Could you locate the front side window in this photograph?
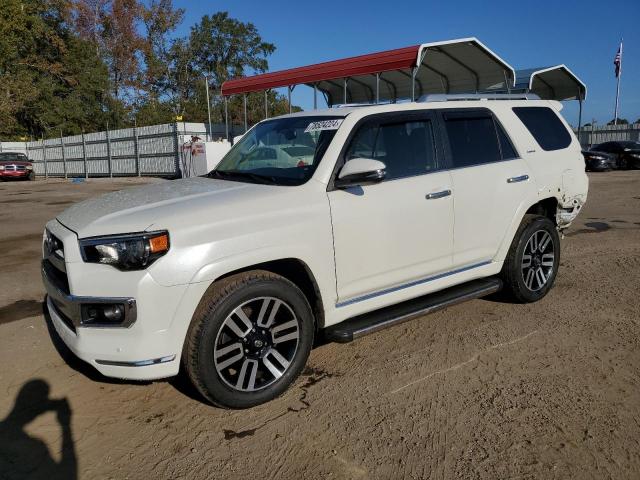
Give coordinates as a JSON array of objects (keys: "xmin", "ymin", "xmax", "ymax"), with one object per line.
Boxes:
[
  {"xmin": 0, "ymin": 153, "xmax": 28, "ymax": 162},
  {"xmin": 212, "ymin": 116, "xmax": 342, "ymax": 186},
  {"xmin": 512, "ymin": 106, "xmax": 572, "ymax": 151},
  {"xmin": 443, "ymin": 113, "xmax": 502, "ymax": 168},
  {"xmin": 345, "ymin": 119, "xmax": 438, "ymax": 180}
]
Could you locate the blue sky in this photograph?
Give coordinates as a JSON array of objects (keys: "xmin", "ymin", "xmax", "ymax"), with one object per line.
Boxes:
[{"xmin": 173, "ymin": 0, "xmax": 639, "ymax": 127}]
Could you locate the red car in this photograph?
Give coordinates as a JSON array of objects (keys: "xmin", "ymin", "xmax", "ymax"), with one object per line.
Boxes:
[{"xmin": 0, "ymin": 152, "xmax": 35, "ymax": 180}]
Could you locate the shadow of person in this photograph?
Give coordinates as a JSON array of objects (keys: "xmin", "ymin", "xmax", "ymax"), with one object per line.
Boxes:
[{"xmin": 0, "ymin": 380, "xmax": 77, "ymax": 480}]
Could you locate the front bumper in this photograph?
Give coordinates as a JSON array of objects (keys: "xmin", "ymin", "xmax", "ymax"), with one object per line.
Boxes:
[
  {"xmin": 41, "ymin": 219, "xmax": 195, "ymax": 380},
  {"xmin": 0, "ymin": 170, "xmax": 31, "ymax": 178}
]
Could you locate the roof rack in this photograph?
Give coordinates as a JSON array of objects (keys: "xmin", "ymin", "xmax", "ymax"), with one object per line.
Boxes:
[{"xmin": 419, "ymin": 93, "xmax": 540, "ymax": 102}]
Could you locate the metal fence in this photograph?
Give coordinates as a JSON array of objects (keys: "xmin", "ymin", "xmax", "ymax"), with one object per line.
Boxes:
[
  {"xmin": 576, "ymin": 123, "xmax": 640, "ymax": 147},
  {"xmin": 3, "ymin": 120, "xmax": 638, "ymax": 177},
  {"xmin": 0, "ymin": 122, "xmax": 244, "ymax": 178}
]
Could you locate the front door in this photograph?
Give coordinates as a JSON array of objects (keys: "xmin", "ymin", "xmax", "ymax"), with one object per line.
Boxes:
[{"xmin": 328, "ymin": 112, "xmax": 454, "ymax": 305}]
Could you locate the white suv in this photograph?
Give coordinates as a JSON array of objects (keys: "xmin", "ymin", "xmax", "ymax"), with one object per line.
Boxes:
[{"xmin": 42, "ymin": 97, "xmax": 588, "ymax": 408}]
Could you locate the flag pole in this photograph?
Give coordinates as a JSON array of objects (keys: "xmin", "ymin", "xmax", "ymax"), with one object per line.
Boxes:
[{"xmin": 614, "ymin": 39, "xmax": 623, "ymax": 125}]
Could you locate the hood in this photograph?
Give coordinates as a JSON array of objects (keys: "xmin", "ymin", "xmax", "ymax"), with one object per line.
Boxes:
[
  {"xmin": 0, "ymin": 160, "xmax": 31, "ymax": 166},
  {"xmin": 56, "ymin": 177, "xmax": 278, "ymax": 238}
]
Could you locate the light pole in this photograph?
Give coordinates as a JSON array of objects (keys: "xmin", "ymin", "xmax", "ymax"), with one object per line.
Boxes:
[{"xmin": 204, "ymin": 74, "xmax": 213, "ymax": 141}]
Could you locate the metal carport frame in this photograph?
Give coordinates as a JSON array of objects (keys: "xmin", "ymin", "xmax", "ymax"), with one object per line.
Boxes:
[
  {"xmin": 514, "ymin": 65, "xmax": 587, "ymax": 131},
  {"xmin": 220, "ymin": 38, "xmax": 517, "ymax": 138}
]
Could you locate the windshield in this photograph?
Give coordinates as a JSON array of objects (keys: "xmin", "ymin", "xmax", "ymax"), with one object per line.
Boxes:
[
  {"xmin": 0, "ymin": 153, "xmax": 28, "ymax": 162},
  {"xmin": 210, "ymin": 115, "xmax": 343, "ymax": 186}
]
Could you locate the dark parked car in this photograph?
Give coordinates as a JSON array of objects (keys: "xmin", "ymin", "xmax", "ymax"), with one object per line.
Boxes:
[
  {"xmin": 590, "ymin": 141, "xmax": 640, "ymax": 170},
  {"xmin": 0, "ymin": 152, "xmax": 35, "ymax": 180},
  {"xmin": 582, "ymin": 149, "xmax": 617, "ymax": 171}
]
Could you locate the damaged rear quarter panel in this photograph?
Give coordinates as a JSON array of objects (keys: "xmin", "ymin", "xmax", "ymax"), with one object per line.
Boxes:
[{"xmin": 557, "ymin": 167, "xmax": 589, "ymax": 228}]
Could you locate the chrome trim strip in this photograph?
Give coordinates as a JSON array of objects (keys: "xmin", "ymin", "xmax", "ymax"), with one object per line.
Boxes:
[
  {"xmin": 336, "ymin": 260, "xmax": 492, "ymax": 308},
  {"xmin": 42, "ymin": 261, "xmax": 137, "ymax": 328},
  {"xmin": 95, "ymin": 355, "xmax": 176, "ymax": 367}
]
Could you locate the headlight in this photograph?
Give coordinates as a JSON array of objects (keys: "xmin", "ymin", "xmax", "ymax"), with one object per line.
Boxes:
[
  {"xmin": 0, "ymin": 166, "xmax": 4, "ymax": 171},
  {"xmin": 80, "ymin": 231, "xmax": 170, "ymax": 271},
  {"xmin": 26, "ymin": 165, "xmax": 33, "ymax": 170}
]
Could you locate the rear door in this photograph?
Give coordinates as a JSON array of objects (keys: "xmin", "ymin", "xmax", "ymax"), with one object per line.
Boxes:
[
  {"xmin": 440, "ymin": 108, "xmax": 535, "ymax": 267},
  {"xmin": 328, "ymin": 111, "xmax": 454, "ymax": 305}
]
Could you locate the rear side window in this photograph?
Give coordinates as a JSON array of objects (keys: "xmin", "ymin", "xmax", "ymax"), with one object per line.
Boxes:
[
  {"xmin": 345, "ymin": 119, "xmax": 438, "ymax": 180},
  {"xmin": 443, "ymin": 113, "xmax": 501, "ymax": 168},
  {"xmin": 512, "ymin": 107, "xmax": 571, "ymax": 151}
]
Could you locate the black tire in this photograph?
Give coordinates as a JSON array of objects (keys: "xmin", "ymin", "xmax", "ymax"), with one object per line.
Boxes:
[
  {"xmin": 28, "ymin": 171, "xmax": 35, "ymax": 181},
  {"xmin": 501, "ymin": 214, "xmax": 560, "ymax": 303},
  {"xmin": 183, "ymin": 270, "xmax": 314, "ymax": 408}
]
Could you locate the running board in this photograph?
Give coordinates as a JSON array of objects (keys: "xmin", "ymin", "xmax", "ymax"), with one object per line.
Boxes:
[{"xmin": 324, "ymin": 277, "xmax": 503, "ymax": 343}]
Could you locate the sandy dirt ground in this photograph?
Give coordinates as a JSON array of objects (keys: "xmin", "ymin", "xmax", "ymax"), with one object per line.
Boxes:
[{"xmin": 0, "ymin": 173, "xmax": 639, "ymax": 480}]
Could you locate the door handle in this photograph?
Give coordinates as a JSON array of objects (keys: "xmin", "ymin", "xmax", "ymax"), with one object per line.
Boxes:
[
  {"xmin": 507, "ymin": 175, "xmax": 529, "ymax": 184},
  {"xmin": 425, "ymin": 189, "xmax": 452, "ymax": 200}
]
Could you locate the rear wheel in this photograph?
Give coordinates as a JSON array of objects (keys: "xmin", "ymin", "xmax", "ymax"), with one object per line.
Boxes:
[
  {"xmin": 501, "ymin": 214, "xmax": 560, "ymax": 303},
  {"xmin": 183, "ymin": 270, "xmax": 314, "ymax": 408}
]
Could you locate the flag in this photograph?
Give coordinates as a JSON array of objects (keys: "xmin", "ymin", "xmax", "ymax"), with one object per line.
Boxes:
[{"xmin": 614, "ymin": 43, "xmax": 622, "ymax": 77}]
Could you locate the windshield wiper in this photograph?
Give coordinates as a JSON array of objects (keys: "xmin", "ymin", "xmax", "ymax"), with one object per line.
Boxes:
[{"xmin": 208, "ymin": 169, "xmax": 279, "ymax": 185}]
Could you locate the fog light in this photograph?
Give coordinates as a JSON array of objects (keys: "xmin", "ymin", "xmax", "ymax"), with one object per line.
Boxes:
[{"xmin": 81, "ymin": 303, "xmax": 126, "ymax": 325}]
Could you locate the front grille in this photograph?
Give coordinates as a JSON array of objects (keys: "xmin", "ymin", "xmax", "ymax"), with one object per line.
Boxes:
[
  {"xmin": 3, "ymin": 164, "xmax": 26, "ymax": 171},
  {"xmin": 49, "ymin": 297, "xmax": 76, "ymax": 333},
  {"xmin": 43, "ymin": 259, "xmax": 70, "ymax": 295}
]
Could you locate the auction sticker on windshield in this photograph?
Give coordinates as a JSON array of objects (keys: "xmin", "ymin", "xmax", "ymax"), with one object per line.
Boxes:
[{"xmin": 304, "ymin": 119, "xmax": 343, "ymax": 133}]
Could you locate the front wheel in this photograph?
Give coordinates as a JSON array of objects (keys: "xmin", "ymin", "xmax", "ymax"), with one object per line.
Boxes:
[
  {"xmin": 183, "ymin": 270, "xmax": 314, "ymax": 408},
  {"xmin": 501, "ymin": 214, "xmax": 560, "ymax": 303}
]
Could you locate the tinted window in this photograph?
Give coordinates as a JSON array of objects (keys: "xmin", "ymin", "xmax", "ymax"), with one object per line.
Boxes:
[
  {"xmin": 496, "ymin": 122, "xmax": 518, "ymax": 160},
  {"xmin": 591, "ymin": 143, "xmax": 611, "ymax": 152},
  {"xmin": 512, "ymin": 107, "xmax": 571, "ymax": 151},
  {"xmin": 345, "ymin": 119, "xmax": 437, "ymax": 180},
  {"xmin": 444, "ymin": 114, "xmax": 501, "ymax": 167},
  {"xmin": 0, "ymin": 153, "xmax": 27, "ymax": 161}
]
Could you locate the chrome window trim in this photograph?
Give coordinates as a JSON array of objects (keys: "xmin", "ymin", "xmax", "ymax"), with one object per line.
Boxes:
[{"xmin": 336, "ymin": 260, "xmax": 492, "ymax": 308}]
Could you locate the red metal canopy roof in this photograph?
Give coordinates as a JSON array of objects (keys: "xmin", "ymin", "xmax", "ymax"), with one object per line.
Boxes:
[{"xmin": 221, "ymin": 45, "xmax": 419, "ymax": 96}]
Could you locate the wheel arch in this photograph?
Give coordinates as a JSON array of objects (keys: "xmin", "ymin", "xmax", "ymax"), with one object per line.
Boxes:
[
  {"xmin": 202, "ymin": 257, "xmax": 326, "ymax": 330},
  {"xmin": 495, "ymin": 195, "xmax": 560, "ymax": 262}
]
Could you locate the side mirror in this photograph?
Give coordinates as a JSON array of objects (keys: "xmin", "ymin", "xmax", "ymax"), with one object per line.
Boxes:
[{"xmin": 334, "ymin": 158, "xmax": 386, "ymax": 189}]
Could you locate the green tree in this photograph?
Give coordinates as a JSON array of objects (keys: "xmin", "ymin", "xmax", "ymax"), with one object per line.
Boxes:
[
  {"xmin": 607, "ymin": 118, "xmax": 629, "ymax": 125},
  {"xmin": 0, "ymin": 0, "xmax": 111, "ymax": 138}
]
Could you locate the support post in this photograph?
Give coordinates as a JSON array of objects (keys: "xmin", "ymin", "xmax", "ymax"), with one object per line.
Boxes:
[
  {"xmin": 224, "ymin": 96, "xmax": 229, "ymax": 141},
  {"xmin": 42, "ymin": 136, "xmax": 48, "ymax": 180},
  {"xmin": 243, "ymin": 94, "xmax": 248, "ymax": 132},
  {"xmin": 577, "ymin": 94, "xmax": 583, "ymax": 141},
  {"xmin": 204, "ymin": 75, "xmax": 213, "ymax": 141},
  {"xmin": 376, "ymin": 73, "xmax": 380, "ymax": 104},
  {"xmin": 288, "ymin": 86, "xmax": 292, "ymax": 114},
  {"xmin": 264, "ymin": 90, "xmax": 268, "ymax": 119},
  {"xmin": 343, "ymin": 78, "xmax": 348, "ymax": 104},
  {"xmin": 504, "ymin": 70, "xmax": 511, "ymax": 94},
  {"xmin": 134, "ymin": 120, "xmax": 141, "ymax": 177},
  {"xmin": 106, "ymin": 123, "xmax": 113, "ymax": 179},
  {"xmin": 313, "ymin": 84, "xmax": 318, "ymax": 109},
  {"xmin": 60, "ymin": 129, "xmax": 67, "ymax": 179},
  {"xmin": 411, "ymin": 67, "xmax": 417, "ymax": 101},
  {"xmin": 82, "ymin": 130, "xmax": 88, "ymax": 179}
]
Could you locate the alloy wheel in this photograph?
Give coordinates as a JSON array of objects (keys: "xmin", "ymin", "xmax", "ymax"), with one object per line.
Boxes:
[
  {"xmin": 213, "ymin": 297, "xmax": 300, "ymax": 392},
  {"xmin": 521, "ymin": 230, "xmax": 555, "ymax": 292}
]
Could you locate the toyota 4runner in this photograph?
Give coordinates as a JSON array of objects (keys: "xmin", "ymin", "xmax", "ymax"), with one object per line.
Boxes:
[{"xmin": 42, "ymin": 96, "xmax": 588, "ymax": 408}]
